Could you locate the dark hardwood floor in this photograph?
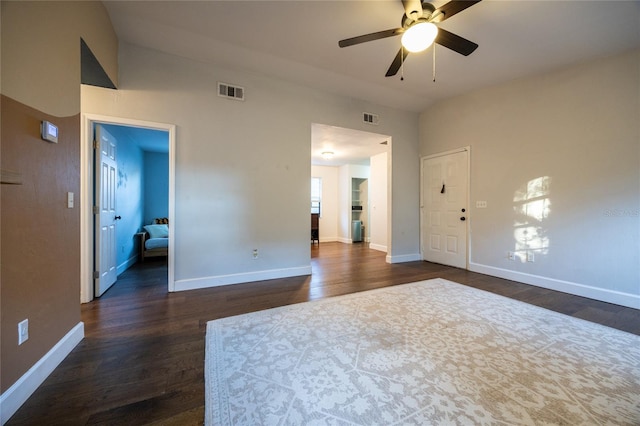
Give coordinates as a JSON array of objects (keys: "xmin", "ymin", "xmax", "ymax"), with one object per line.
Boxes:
[{"xmin": 8, "ymin": 242, "xmax": 640, "ymax": 425}]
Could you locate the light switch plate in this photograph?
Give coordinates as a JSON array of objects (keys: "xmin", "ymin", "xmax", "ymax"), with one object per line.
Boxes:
[
  {"xmin": 67, "ymin": 192, "xmax": 74, "ymax": 208},
  {"xmin": 18, "ymin": 319, "xmax": 29, "ymax": 345},
  {"xmin": 476, "ymin": 201, "xmax": 487, "ymax": 208}
]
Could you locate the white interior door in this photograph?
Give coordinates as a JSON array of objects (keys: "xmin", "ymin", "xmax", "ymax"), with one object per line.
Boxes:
[
  {"xmin": 94, "ymin": 124, "xmax": 118, "ymax": 297},
  {"xmin": 421, "ymin": 150, "xmax": 469, "ymax": 268}
]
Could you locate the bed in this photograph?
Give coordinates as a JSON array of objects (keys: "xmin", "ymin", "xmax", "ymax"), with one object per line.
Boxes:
[{"xmin": 137, "ymin": 218, "xmax": 169, "ymax": 262}]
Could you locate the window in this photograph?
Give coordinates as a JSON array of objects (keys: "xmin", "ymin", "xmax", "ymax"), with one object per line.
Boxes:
[{"xmin": 311, "ymin": 177, "xmax": 321, "ymax": 215}]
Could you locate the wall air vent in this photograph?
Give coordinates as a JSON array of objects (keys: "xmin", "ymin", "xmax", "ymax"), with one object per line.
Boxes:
[
  {"xmin": 363, "ymin": 112, "xmax": 379, "ymax": 125},
  {"xmin": 217, "ymin": 82, "xmax": 245, "ymax": 101}
]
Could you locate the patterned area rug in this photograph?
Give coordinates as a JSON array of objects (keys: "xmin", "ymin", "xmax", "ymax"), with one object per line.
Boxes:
[{"xmin": 205, "ymin": 278, "xmax": 640, "ymax": 425}]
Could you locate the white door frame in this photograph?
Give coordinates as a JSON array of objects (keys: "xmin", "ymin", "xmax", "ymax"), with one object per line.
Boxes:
[
  {"xmin": 420, "ymin": 146, "xmax": 471, "ymax": 269},
  {"xmin": 81, "ymin": 114, "xmax": 176, "ymax": 303}
]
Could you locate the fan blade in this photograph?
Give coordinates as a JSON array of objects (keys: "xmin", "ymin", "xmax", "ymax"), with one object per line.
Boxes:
[
  {"xmin": 435, "ymin": 0, "xmax": 481, "ymax": 22},
  {"xmin": 435, "ymin": 28, "xmax": 478, "ymax": 56},
  {"xmin": 339, "ymin": 28, "xmax": 403, "ymax": 48},
  {"xmin": 385, "ymin": 47, "xmax": 410, "ymax": 77}
]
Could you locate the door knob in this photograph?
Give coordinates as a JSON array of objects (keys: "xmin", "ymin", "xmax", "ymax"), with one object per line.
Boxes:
[
  {"xmin": 114, "ymin": 215, "xmax": 122, "ymax": 220},
  {"xmin": 460, "ymin": 217, "xmax": 466, "ymax": 221}
]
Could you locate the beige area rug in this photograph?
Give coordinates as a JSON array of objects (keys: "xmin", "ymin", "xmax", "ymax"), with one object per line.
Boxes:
[{"xmin": 205, "ymin": 278, "xmax": 640, "ymax": 425}]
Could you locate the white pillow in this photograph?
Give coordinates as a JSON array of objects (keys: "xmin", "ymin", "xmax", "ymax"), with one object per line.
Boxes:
[{"xmin": 144, "ymin": 224, "xmax": 169, "ymax": 239}]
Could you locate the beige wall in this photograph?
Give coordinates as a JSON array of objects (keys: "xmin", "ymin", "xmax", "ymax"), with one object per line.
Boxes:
[
  {"xmin": 369, "ymin": 152, "xmax": 389, "ymax": 252},
  {"xmin": 82, "ymin": 43, "xmax": 421, "ymax": 291},
  {"xmin": 1, "ymin": 1, "xmax": 118, "ymax": 393},
  {"xmin": 419, "ymin": 50, "xmax": 640, "ymax": 307},
  {"xmin": 1, "ymin": 1, "xmax": 117, "ymax": 116}
]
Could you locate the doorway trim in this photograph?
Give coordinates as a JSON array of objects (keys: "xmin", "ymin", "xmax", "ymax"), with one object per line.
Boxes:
[
  {"xmin": 310, "ymin": 123, "xmax": 392, "ymax": 256},
  {"xmin": 80, "ymin": 114, "xmax": 176, "ymax": 303},
  {"xmin": 419, "ymin": 146, "xmax": 471, "ymax": 269}
]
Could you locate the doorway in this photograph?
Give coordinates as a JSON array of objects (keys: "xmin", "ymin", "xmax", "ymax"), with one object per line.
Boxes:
[
  {"xmin": 310, "ymin": 123, "xmax": 391, "ymax": 253},
  {"xmin": 420, "ymin": 148, "xmax": 470, "ymax": 269},
  {"xmin": 81, "ymin": 114, "xmax": 176, "ymax": 303}
]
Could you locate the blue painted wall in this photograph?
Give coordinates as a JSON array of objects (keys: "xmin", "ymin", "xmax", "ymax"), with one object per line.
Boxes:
[
  {"xmin": 143, "ymin": 151, "xmax": 169, "ymax": 225},
  {"xmin": 105, "ymin": 124, "xmax": 144, "ymax": 274},
  {"xmin": 103, "ymin": 124, "xmax": 169, "ymax": 275}
]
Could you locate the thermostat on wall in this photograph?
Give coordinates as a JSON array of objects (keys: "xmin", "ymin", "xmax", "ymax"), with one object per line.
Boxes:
[{"xmin": 41, "ymin": 120, "xmax": 58, "ymax": 143}]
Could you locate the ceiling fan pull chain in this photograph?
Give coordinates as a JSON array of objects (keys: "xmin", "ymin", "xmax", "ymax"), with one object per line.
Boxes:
[
  {"xmin": 433, "ymin": 44, "xmax": 436, "ymax": 82},
  {"xmin": 401, "ymin": 46, "xmax": 405, "ymax": 81}
]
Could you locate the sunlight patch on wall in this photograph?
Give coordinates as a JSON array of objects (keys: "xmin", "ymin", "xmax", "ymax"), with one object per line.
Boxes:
[{"xmin": 513, "ymin": 176, "xmax": 551, "ymax": 262}]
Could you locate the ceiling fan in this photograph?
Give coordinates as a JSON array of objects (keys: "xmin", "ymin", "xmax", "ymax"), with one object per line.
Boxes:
[{"xmin": 338, "ymin": 0, "xmax": 482, "ymax": 77}]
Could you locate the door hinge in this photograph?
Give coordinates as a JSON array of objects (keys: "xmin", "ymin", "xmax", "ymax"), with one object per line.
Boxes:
[
  {"xmin": 93, "ymin": 139, "xmax": 98, "ymax": 149},
  {"xmin": 93, "ymin": 206, "xmax": 99, "ymax": 214},
  {"xmin": 93, "ymin": 271, "xmax": 99, "ymax": 279}
]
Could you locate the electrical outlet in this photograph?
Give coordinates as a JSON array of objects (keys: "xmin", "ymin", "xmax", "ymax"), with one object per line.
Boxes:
[
  {"xmin": 527, "ymin": 252, "xmax": 535, "ymax": 262},
  {"xmin": 253, "ymin": 249, "xmax": 258, "ymax": 259},
  {"xmin": 18, "ymin": 319, "xmax": 29, "ymax": 345},
  {"xmin": 507, "ymin": 251, "xmax": 515, "ymax": 261}
]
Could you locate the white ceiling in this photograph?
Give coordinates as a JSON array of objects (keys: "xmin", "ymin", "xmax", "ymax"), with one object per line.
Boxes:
[
  {"xmin": 311, "ymin": 123, "xmax": 390, "ymax": 166},
  {"xmin": 103, "ymin": 0, "xmax": 640, "ymax": 165}
]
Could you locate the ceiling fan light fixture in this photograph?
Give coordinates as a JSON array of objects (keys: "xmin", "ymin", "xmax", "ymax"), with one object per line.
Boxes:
[
  {"xmin": 321, "ymin": 151, "xmax": 334, "ymax": 160},
  {"xmin": 401, "ymin": 21, "xmax": 438, "ymax": 53}
]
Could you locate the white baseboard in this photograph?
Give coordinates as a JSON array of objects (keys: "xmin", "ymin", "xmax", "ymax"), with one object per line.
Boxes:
[
  {"xmin": 337, "ymin": 237, "xmax": 352, "ymax": 244},
  {"xmin": 174, "ymin": 265, "xmax": 312, "ymax": 291},
  {"xmin": 386, "ymin": 253, "xmax": 422, "ymax": 264},
  {"xmin": 469, "ymin": 262, "xmax": 640, "ymax": 310},
  {"xmin": 369, "ymin": 243, "xmax": 387, "ymax": 253},
  {"xmin": 117, "ymin": 255, "xmax": 138, "ymax": 276},
  {"xmin": 0, "ymin": 322, "xmax": 84, "ymax": 425},
  {"xmin": 318, "ymin": 237, "xmax": 338, "ymax": 243}
]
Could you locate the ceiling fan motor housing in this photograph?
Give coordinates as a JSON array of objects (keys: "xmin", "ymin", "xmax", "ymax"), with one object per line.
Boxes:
[{"xmin": 402, "ymin": 3, "xmax": 436, "ymax": 28}]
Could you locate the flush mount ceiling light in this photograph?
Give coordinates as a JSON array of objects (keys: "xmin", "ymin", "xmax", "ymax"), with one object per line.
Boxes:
[
  {"xmin": 321, "ymin": 151, "xmax": 334, "ymax": 160},
  {"xmin": 401, "ymin": 21, "xmax": 438, "ymax": 53}
]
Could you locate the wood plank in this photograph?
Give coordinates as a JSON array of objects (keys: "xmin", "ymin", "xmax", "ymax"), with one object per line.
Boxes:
[{"xmin": 6, "ymin": 243, "xmax": 639, "ymax": 425}]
